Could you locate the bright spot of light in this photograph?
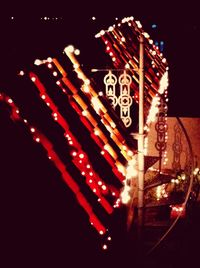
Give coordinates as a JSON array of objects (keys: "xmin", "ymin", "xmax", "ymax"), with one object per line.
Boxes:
[{"xmin": 102, "ymin": 244, "xmax": 108, "ymax": 250}]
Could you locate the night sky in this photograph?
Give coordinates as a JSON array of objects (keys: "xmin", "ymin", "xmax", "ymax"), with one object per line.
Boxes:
[{"xmin": 1, "ymin": 2, "xmax": 200, "ymax": 267}]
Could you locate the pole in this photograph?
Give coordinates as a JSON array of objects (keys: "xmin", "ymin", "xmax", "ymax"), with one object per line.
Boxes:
[{"xmin": 138, "ymin": 34, "xmax": 144, "ymax": 241}]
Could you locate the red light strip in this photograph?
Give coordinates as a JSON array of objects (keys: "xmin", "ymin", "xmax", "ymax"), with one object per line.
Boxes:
[
  {"xmin": 0, "ymin": 92, "xmax": 107, "ymax": 234},
  {"xmin": 46, "ymin": 59, "xmax": 127, "ymax": 182},
  {"xmin": 29, "ymin": 72, "xmax": 114, "ymax": 214},
  {"xmin": 63, "ymin": 50, "xmax": 136, "ymax": 162}
]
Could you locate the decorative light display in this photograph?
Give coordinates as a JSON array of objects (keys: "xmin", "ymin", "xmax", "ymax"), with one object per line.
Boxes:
[
  {"xmin": 104, "ymin": 70, "xmax": 133, "ymax": 128},
  {"xmin": 1, "ymin": 16, "xmax": 173, "ymax": 251},
  {"xmin": 0, "ymin": 92, "xmax": 111, "ymax": 236},
  {"xmin": 95, "ymin": 16, "xmax": 169, "ymax": 156}
]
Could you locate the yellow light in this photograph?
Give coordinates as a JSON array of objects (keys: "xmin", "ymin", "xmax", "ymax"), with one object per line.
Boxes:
[
  {"xmin": 64, "ymin": 45, "xmax": 75, "ymax": 53},
  {"xmin": 91, "ymin": 97, "xmax": 102, "ymax": 113},
  {"xmin": 82, "ymin": 85, "xmax": 90, "ymax": 93},
  {"xmin": 102, "ymin": 185, "xmax": 107, "ymax": 190},
  {"xmin": 120, "ymin": 185, "xmax": 131, "ymax": 204},
  {"xmin": 74, "ymin": 49, "xmax": 80, "ymax": 56},
  {"xmin": 94, "ymin": 130, "xmax": 99, "ymax": 136},
  {"xmin": 100, "ymin": 30, "xmax": 105, "ymax": 35},
  {"xmin": 82, "ymin": 110, "xmax": 88, "ymax": 116},
  {"xmin": 34, "ymin": 59, "xmax": 43, "ymax": 66}
]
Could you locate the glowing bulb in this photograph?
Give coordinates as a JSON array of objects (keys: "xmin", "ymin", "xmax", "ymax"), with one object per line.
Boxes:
[
  {"xmin": 74, "ymin": 49, "xmax": 80, "ymax": 55},
  {"xmin": 99, "ymin": 230, "xmax": 104, "ymax": 235},
  {"xmin": 64, "ymin": 45, "xmax": 74, "ymax": 53},
  {"xmin": 35, "ymin": 137, "xmax": 40, "ymax": 143},
  {"xmin": 81, "ymin": 172, "xmax": 85, "ymax": 176},
  {"xmin": 72, "ymin": 151, "xmax": 77, "ymax": 157},
  {"xmin": 31, "ymin": 77, "xmax": 36, "ymax": 82},
  {"xmin": 34, "ymin": 59, "xmax": 43, "ymax": 66},
  {"xmin": 47, "ymin": 63, "xmax": 52, "ymax": 68},
  {"xmin": 107, "ymin": 236, "xmax": 111, "ymax": 241},
  {"xmin": 47, "ymin": 57, "xmax": 52, "ymax": 62},
  {"xmin": 41, "ymin": 95, "xmax": 46, "ymax": 99},
  {"xmin": 86, "ymin": 164, "xmax": 90, "ymax": 169},
  {"xmin": 53, "ymin": 71, "xmax": 58, "ymax": 77},
  {"xmin": 125, "ymin": 63, "xmax": 130, "ymax": 69},
  {"xmin": 94, "ymin": 130, "xmax": 99, "ymax": 136},
  {"xmin": 30, "ymin": 127, "xmax": 35, "ymax": 133},
  {"xmin": 19, "ymin": 70, "xmax": 25, "ymax": 76},
  {"xmin": 83, "ymin": 85, "xmax": 90, "ymax": 93},
  {"xmin": 8, "ymin": 98, "xmax": 13, "ymax": 104},
  {"xmin": 79, "ymin": 153, "xmax": 84, "ymax": 159},
  {"xmin": 98, "ymin": 181, "xmax": 102, "ymax": 186},
  {"xmin": 89, "ymin": 172, "xmax": 93, "ymax": 176},
  {"xmin": 100, "ymin": 30, "xmax": 105, "ymax": 35},
  {"xmin": 102, "ymin": 185, "xmax": 107, "ymax": 191},
  {"xmin": 82, "ymin": 110, "xmax": 87, "ymax": 116}
]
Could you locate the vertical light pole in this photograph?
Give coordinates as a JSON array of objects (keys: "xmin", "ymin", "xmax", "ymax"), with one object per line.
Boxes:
[{"xmin": 138, "ymin": 34, "xmax": 144, "ymax": 240}]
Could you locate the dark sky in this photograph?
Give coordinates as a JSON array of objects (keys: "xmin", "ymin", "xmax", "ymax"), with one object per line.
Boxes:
[{"xmin": 0, "ymin": 2, "xmax": 200, "ymax": 267}]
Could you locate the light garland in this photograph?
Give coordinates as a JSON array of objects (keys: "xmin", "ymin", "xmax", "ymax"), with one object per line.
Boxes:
[
  {"xmin": 29, "ymin": 72, "xmax": 116, "ymax": 214},
  {"xmin": 0, "ymin": 92, "xmax": 108, "ymax": 236}
]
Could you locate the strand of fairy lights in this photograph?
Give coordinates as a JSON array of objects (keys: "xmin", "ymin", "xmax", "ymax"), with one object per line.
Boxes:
[
  {"xmin": 29, "ymin": 72, "xmax": 116, "ymax": 214},
  {"xmin": 63, "ymin": 46, "xmax": 139, "ymax": 204},
  {"xmin": 38, "ymin": 54, "xmax": 138, "ymax": 201},
  {"xmin": 44, "ymin": 57, "xmax": 126, "ymax": 183},
  {"xmin": 95, "ymin": 17, "xmax": 168, "ymax": 105},
  {"xmin": 0, "ymin": 92, "xmax": 109, "ymax": 238},
  {"xmin": 63, "ymin": 46, "xmax": 136, "ymax": 163},
  {"xmin": 42, "ymin": 57, "xmax": 136, "ymax": 205},
  {"xmin": 35, "ymin": 57, "xmax": 128, "ymax": 183},
  {"xmin": 95, "ymin": 16, "xmax": 168, "ymax": 116},
  {"xmin": 34, "ymin": 58, "xmax": 126, "ymax": 195},
  {"xmin": 63, "ymin": 46, "xmax": 139, "ymax": 202},
  {"xmin": 96, "ymin": 17, "xmax": 169, "ymax": 160}
]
